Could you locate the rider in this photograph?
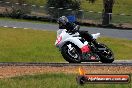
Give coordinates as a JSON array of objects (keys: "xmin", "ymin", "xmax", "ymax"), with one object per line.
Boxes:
[{"xmin": 57, "ymin": 16, "xmax": 99, "ymax": 47}]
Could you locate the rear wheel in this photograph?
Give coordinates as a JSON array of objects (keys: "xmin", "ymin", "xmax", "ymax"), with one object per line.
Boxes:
[
  {"xmin": 61, "ymin": 43, "xmax": 82, "ymax": 63},
  {"xmin": 98, "ymin": 44, "xmax": 114, "ymax": 63}
]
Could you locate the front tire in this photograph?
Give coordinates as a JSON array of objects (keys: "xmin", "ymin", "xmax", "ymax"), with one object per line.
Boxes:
[
  {"xmin": 98, "ymin": 44, "xmax": 114, "ymax": 63},
  {"xmin": 61, "ymin": 43, "xmax": 82, "ymax": 63}
]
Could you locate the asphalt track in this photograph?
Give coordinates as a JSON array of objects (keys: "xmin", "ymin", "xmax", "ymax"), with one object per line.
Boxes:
[
  {"xmin": 0, "ymin": 20, "xmax": 132, "ymax": 40},
  {"xmin": 0, "ymin": 60, "xmax": 132, "ymax": 66}
]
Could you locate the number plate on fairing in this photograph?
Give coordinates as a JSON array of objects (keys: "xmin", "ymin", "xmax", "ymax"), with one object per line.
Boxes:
[{"xmin": 82, "ymin": 53, "xmax": 100, "ymax": 61}]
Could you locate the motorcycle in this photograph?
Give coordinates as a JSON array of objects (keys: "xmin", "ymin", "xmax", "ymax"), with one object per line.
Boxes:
[{"xmin": 55, "ymin": 25, "xmax": 114, "ymax": 63}]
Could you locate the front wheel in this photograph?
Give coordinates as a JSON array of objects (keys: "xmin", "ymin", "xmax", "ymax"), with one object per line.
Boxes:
[
  {"xmin": 98, "ymin": 44, "xmax": 114, "ymax": 63},
  {"xmin": 61, "ymin": 43, "xmax": 82, "ymax": 63}
]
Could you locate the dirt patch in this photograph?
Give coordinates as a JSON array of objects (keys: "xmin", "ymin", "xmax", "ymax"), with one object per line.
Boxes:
[
  {"xmin": 117, "ymin": 23, "xmax": 132, "ymax": 29},
  {"xmin": 0, "ymin": 66, "xmax": 132, "ymax": 78},
  {"xmin": 0, "ymin": 6, "xmax": 12, "ymax": 13}
]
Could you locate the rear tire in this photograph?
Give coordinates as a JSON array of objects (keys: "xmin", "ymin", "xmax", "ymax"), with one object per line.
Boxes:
[{"xmin": 61, "ymin": 43, "xmax": 82, "ymax": 63}]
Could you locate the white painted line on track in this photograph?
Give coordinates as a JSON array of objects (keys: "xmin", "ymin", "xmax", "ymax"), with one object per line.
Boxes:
[
  {"xmin": 13, "ymin": 27, "xmax": 17, "ymax": 28},
  {"xmin": 23, "ymin": 28, "xmax": 29, "ymax": 29},
  {"xmin": 3, "ymin": 26, "xmax": 8, "ymax": 27}
]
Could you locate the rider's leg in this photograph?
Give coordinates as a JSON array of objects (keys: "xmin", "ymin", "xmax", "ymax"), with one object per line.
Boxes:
[
  {"xmin": 79, "ymin": 31, "xmax": 99, "ymax": 47},
  {"xmin": 79, "ymin": 31, "xmax": 93, "ymax": 41}
]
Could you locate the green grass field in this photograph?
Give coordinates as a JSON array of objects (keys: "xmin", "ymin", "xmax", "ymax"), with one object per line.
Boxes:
[
  {"xmin": 0, "ymin": 73, "xmax": 131, "ymax": 88},
  {"xmin": 8, "ymin": 0, "xmax": 132, "ymax": 15},
  {"xmin": 6, "ymin": 0, "xmax": 132, "ymax": 24},
  {"xmin": 81, "ymin": 0, "xmax": 132, "ymax": 24},
  {"xmin": 81, "ymin": 0, "xmax": 132, "ymax": 15},
  {"xmin": 0, "ymin": 27, "xmax": 63, "ymax": 62},
  {"xmin": 0, "ymin": 27, "xmax": 132, "ymax": 62},
  {"xmin": 26, "ymin": 0, "xmax": 132, "ymax": 24}
]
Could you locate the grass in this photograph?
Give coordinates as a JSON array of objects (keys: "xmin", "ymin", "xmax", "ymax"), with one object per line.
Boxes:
[
  {"xmin": 0, "ymin": 27, "xmax": 132, "ymax": 62},
  {"xmin": 0, "ymin": 27, "xmax": 63, "ymax": 62},
  {"xmin": 98, "ymin": 37, "xmax": 132, "ymax": 60},
  {"xmin": 6, "ymin": 0, "xmax": 132, "ymax": 24},
  {"xmin": 8, "ymin": 0, "xmax": 47, "ymax": 6},
  {"xmin": 82, "ymin": 12, "xmax": 132, "ymax": 24},
  {"xmin": 23, "ymin": 0, "xmax": 132, "ymax": 15},
  {"xmin": 81, "ymin": 0, "xmax": 132, "ymax": 24},
  {"xmin": 0, "ymin": 73, "xmax": 131, "ymax": 88},
  {"xmin": 112, "ymin": 15, "xmax": 132, "ymax": 24},
  {"xmin": 81, "ymin": 0, "xmax": 132, "ymax": 15},
  {"xmin": 8, "ymin": 0, "xmax": 132, "ymax": 15}
]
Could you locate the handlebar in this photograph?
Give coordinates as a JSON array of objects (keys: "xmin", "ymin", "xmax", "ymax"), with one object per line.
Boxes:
[{"xmin": 68, "ymin": 25, "xmax": 80, "ymax": 33}]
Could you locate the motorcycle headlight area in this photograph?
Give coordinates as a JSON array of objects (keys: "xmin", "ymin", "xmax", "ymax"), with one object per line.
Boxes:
[{"xmin": 56, "ymin": 36, "xmax": 62, "ymax": 45}]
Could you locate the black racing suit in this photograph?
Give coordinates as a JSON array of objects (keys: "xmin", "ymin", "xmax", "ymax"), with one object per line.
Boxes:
[{"xmin": 59, "ymin": 22, "xmax": 99, "ymax": 47}]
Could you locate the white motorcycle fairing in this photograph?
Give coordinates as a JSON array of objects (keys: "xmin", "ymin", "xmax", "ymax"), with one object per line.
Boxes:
[
  {"xmin": 55, "ymin": 29, "xmax": 86, "ymax": 48},
  {"xmin": 55, "ymin": 29, "xmax": 100, "ymax": 52}
]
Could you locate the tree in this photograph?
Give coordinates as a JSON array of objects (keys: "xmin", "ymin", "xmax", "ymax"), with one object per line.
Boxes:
[
  {"xmin": 102, "ymin": 0, "xmax": 115, "ymax": 26},
  {"xmin": 87, "ymin": 0, "xmax": 115, "ymax": 26},
  {"xmin": 46, "ymin": 0, "xmax": 81, "ymax": 18},
  {"xmin": 9, "ymin": 0, "xmax": 30, "ymax": 18}
]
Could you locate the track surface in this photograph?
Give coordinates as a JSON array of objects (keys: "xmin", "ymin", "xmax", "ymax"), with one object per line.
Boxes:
[
  {"xmin": 0, "ymin": 60, "xmax": 132, "ymax": 66},
  {"xmin": 0, "ymin": 20, "xmax": 132, "ymax": 40}
]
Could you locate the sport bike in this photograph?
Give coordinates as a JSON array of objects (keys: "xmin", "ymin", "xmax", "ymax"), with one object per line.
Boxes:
[{"xmin": 55, "ymin": 26, "xmax": 114, "ymax": 63}]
